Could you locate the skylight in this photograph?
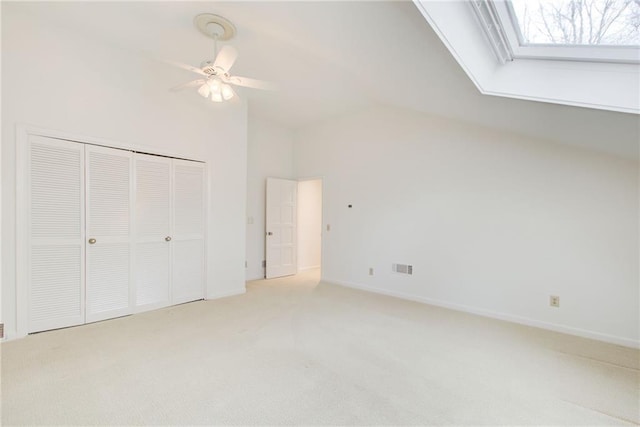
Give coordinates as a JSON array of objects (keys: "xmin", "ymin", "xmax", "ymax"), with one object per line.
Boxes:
[
  {"xmin": 414, "ymin": 0, "xmax": 640, "ymax": 113},
  {"xmin": 480, "ymin": 0, "xmax": 640, "ymax": 63},
  {"xmin": 509, "ymin": 0, "xmax": 640, "ymax": 47}
]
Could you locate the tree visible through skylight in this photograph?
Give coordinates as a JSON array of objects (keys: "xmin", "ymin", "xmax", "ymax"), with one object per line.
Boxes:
[{"xmin": 510, "ymin": 0, "xmax": 640, "ymax": 46}]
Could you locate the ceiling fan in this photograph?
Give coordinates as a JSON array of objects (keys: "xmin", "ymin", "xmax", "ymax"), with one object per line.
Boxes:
[{"xmin": 170, "ymin": 14, "xmax": 275, "ymax": 102}]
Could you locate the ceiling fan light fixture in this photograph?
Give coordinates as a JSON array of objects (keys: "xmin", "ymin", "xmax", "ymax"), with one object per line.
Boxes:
[
  {"xmin": 211, "ymin": 92, "xmax": 223, "ymax": 102},
  {"xmin": 208, "ymin": 78, "xmax": 222, "ymax": 92},
  {"xmin": 197, "ymin": 83, "xmax": 211, "ymax": 98},
  {"xmin": 221, "ymin": 84, "xmax": 234, "ymax": 100}
]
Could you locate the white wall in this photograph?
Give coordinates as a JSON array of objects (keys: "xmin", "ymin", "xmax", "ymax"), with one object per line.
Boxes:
[
  {"xmin": 294, "ymin": 105, "xmax": 639, "ymax": 348},
  {"xmin": 246, "ymin": 113, "xmax": 294, "ymax": 280},
  {"xmin": 297, "ymin": 179, "xmax": 322, "ymax": 270},
  {"xmin": 2, "ymin": 5, "xmax": 248, "ymax": 338}
]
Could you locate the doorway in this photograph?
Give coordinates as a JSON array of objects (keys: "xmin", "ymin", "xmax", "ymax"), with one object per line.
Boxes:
[{"xmin": 297, "ymin": 179, "xmax": 323, "ymax": 273}]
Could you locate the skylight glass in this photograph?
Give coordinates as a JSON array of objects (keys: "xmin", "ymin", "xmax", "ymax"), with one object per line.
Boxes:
[{"xmin": 509, "ymin": 0, "xmax": 640, "ymax": 46}]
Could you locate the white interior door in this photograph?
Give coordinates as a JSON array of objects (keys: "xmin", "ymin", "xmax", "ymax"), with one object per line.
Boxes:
[
  {"xmin": 134, "ymin": 153, "xmax": 171, "ymax": 312},
  {"xmin": 85, "ymin": 145, "xmax": 133, "ymax": 323},
  {"xmin": 265, "ymin": 178, "xmax": 298, "ymax": 279},
  {"xmin": 27, "ymin": 136, "xmax": 85, "ymax": 333},
  {"xmin": 172, "ymin": 159, "xmax": 205, "ymax": 304}
]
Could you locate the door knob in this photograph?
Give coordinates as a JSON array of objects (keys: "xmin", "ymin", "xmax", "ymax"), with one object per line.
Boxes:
[
  {"xmin": 165, "ymin": 236, "xmax": 172, "ymax": 242},
  {"xmin": 88, "ymin": 238, "xmax": 97, "ymax": 244}
]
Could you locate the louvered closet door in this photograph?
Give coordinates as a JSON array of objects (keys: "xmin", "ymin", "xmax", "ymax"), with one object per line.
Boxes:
[
  {"xmin": 85, "ymin": 145, "xmax": 133, "ymax": 323},
  {"xmin": 28, "ymin": 136, "xmax": 85, "ymax": 333},
  {"xmin": 134, "ymin": 154, "xmax": 171, "ymax": 312},
  {"xmin": 172, "ymin": 160, "xmax": 205, "ymax": 304}
]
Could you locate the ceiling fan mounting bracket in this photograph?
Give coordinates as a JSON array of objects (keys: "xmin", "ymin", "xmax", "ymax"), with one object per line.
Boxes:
[
  {"xmin": 194, "ymin": 13, "xmax": 236, "ymax": 41},
  {"xmin": 199, "ymin": 61, "xmax": 230, "ymax": 79}
]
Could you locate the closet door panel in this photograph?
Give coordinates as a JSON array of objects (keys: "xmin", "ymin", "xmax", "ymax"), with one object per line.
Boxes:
[
  {"xmin": 30, "ymin": 246, "xmax": 82, "ymax": 329},
  {"xmin": 173, "ymin": 240, "xmax": 204, "ymax": 304},
  {"xmin": 174, "ymin": 163, "xmax": 205, "ymax": 237},
  {"xmin": 136, "ymin": 242, "xmax": 170, "ymax": 306},
  {"xmin": 134, "ymin": 154, "xmax": 171, "ymax": 311},
  {"xmin": 172, "ymin": 160, "xmax": 205, "ymax": 304},
  {"xmin": 86, "ymin": 243, "xmax": 130, "ymax": 315},
  {"xmin": 85, "ymin": 145, "xmax": 133, "ymax": 323},
  {"xmin": 28, "ymin": 136, "xmax": 85, "ymax": 333}
]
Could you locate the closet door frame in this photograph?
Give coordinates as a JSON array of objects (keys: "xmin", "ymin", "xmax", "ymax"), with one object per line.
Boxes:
[{"xmin": 15, "ymin": 125, "xmax": 207, "ymax": 339}]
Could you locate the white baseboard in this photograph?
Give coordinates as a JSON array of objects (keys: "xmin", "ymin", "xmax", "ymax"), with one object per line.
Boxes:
[
  {"xmin": 245, "ymin": 274, "xmax": 264, "ymax": 281},
  {"xmin": 2, "ymin": 329, "xmax": 24, "ymax": 342},
  {"xmin": 208, "ymin": 288, "xmax": 246, "ymax": 300},
  {"xmin": 298, "ymin": 265, "xmax": 321, "ymax": 272},
  {"xmin": 322, "ymin": 277, "xmax": 640, "ymax": 349}
]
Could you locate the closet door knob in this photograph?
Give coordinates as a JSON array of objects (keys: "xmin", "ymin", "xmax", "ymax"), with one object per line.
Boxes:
[
  {"xmin": 165, "ymin": 236, "xmax": 172, "ymax": 242},
  {"xmin": 88, "ymin": 238, "xmax": 97, "ymax": 244}
]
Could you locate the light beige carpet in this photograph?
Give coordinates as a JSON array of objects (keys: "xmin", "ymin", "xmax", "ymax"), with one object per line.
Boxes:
[{"xmin": 1, "ymin": 269, "xmax": 638, "ymax": 425}]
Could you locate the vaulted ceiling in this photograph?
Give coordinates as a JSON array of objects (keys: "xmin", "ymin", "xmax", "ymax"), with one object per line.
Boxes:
[{"xmin": 6, "ymin": 1, "xmax": 639, "ymax": 158}]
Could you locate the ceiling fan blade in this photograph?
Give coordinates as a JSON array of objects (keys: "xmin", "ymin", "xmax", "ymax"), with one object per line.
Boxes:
[
  {"xmin": 170, "ymin": 79, "xmax": 206, "ymax": 92},
  {"xmin": 213, "ymin": 45, "xmax": 238, "ymax": 72},
  {"xmin": 163, "ymin": 59, "xmax": 207, "ymax": 76},
  {"xmin": 228, "ymin": 76, "xmax": 276, "ymax": 91}
]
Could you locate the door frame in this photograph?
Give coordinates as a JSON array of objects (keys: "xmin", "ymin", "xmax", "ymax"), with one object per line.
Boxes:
[
  {"xmin": 295, "ymin": 176, "xmax": 324, "ymax": 277},
  {"xmin": 15, "ymin": 124, "xmax": 206, "ymax": 339}
]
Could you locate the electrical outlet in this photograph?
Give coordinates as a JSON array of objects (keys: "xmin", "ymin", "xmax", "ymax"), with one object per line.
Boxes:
[
  {"xmin": 550, "ymin": 295, "xmax": 560, "ymax": 307},
  {"xmin": 369, "ymin": 267, "xmax": 374, "ymax": 276}
]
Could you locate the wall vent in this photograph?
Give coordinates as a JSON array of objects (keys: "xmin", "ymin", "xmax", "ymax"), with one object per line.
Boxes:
[{"xmin": 392, "ymin": 264, "xmax": 413, "ymax": 275}]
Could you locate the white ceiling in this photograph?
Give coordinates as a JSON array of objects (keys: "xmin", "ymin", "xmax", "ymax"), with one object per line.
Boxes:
[{"xmin": 7, "ymin": 1, "xmax": 639, "ymax": 158}]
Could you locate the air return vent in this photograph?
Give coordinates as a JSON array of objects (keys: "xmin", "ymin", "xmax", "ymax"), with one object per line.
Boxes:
[{"xmin": 392, "ymin": 264, "xmax": 413, "ymax": 275}]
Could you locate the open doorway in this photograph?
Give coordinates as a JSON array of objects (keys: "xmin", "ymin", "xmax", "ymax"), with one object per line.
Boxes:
[{"xmin": 297, "ymin": 179, "xmax": 323, "ymax": 274}]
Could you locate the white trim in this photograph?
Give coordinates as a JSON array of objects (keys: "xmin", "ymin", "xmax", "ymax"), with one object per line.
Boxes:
[
  {"xmin": 208, "ymin": 288, "xmax": 246, "ymax": 300},
  {"xmin": 469, "ymin": 0, "xmax": 513, "ymax": 63},
  {"xmin": 202, "ymin": 162, "xmax": 209, "ymax": 300},
  {"xmin": 298, "ymin": 265, "xmax": 321, "ymax": 272},
  {"xmin": 16, "ymin": 123, "xmax": 202, "ymax": 162},
  {"xmin": 15, "ymin": 125, "xmax": 29, "ymax": 339},
  {"xmin": 322, "ymin": 277, "xmax": 640, "ymax": 349}
]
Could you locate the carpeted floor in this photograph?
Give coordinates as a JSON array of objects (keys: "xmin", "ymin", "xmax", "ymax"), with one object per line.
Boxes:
[{"xmin": 1, "ymin": 269, "xmax": 638, "ymax": 425}]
